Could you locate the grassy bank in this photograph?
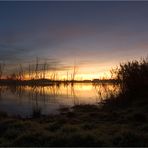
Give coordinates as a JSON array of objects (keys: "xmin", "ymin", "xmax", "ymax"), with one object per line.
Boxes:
[{"xmin": 0, "ymin": 93, "xmax": 148, "ymax": 147}]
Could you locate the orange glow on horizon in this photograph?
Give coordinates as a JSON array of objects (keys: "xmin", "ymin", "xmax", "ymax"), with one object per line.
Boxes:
[
  {"xmin": 3, "ymin": 63, "xmax": 113, "ymax": 80},
  {"xmin": 23, "ymin": 69, "xmax": 111, "ymax": 80}
]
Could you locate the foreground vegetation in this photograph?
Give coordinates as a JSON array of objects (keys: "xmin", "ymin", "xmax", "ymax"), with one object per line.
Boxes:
[
  {"xmin": 0, "ymin": 96, "xmax": 148, "ymax": 147},
  {"xmin": 0, "ymin": 58, "xmax": 148, "ymax": 146}
]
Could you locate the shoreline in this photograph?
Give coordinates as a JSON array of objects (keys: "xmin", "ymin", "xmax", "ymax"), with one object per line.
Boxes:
[
  {"xmin": 0, "ymin": 79, "xmax": 118, "ymax": 86},
  {"xmin": 0, "ymin": 96, "xmax": 148, "ymax": 147}
]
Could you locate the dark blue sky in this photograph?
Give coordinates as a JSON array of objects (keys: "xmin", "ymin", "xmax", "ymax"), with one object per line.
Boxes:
[{"xmin": 0, "ymin": 1, "xmax": 148, "ymax": 79}]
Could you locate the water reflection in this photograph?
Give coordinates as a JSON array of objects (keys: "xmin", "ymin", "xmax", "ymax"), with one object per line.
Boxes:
[{"xmin": 0, "ymin": 83, "xmax": 120, "ymax": 117}]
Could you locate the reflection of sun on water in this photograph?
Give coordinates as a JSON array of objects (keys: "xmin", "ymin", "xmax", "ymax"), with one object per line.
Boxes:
[
  {"xmin": 0, "ymin": 83, "xmax": 120, "ymax": 116},
  {"xmin": 24, "ymin": 83, "xmax": 119, "ymax": 104}
]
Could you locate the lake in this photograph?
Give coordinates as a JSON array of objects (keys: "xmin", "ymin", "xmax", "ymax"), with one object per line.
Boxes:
[{"xmin": 0, "ymin": 83, "xmax": 119, "ymax": 117}]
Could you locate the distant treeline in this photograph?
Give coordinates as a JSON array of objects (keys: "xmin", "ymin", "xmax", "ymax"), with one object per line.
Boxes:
[{"xmin": 0, "ymin": 57, "xmax": 79, "ymax": 82}]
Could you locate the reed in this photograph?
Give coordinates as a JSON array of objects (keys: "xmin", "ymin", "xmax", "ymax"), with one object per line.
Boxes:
[{"xmin": 114, "ymin": 57, "xmax": 148, "ymax": 95}]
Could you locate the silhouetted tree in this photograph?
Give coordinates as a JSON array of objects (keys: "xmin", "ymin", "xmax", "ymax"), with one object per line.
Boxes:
[
  {"xmin": 35, "ymin": 57, "xmax": 39, "ymax": 79},
  {"xmin": 0, "ymin": 62, "xmax": 5, "ymax": 80},
  {"xmin": 18, "ymin": 64, "xmax": 24, "ymax": 80},
  {"xmin": 42, "ymin": 60, "xmax": 47, "ymax": 79},
  {"xmin": 71, "ymin": 64, "xmax": 78, "ymax": 81}
]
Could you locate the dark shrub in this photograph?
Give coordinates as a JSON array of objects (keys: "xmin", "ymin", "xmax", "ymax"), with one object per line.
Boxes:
[{"xmin": 114, "ymin": 58, "xmax": 148, "ymax": 95}]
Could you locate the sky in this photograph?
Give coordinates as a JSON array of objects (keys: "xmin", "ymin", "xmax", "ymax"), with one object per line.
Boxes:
[{"xmin": 0, "ymin": 1, "xmax": 148, "ymax": 80}]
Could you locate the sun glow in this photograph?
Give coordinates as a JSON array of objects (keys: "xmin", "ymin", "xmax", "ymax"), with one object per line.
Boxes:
[
  {"xmin": 5, "ymin": 62, "xmax": 113, "ymax": 81},
  {"xmin": 23, "ymin": 69, "xmax": 111, "ymax": 81}
]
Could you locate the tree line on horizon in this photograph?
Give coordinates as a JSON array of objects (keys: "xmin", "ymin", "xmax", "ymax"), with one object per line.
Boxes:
[{"xmin": 0, "ymin": 57, "xmax": 79, "ymax": 82}]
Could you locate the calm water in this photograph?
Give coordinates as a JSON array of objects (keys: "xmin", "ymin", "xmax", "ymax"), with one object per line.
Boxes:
[{"xmin": 0, "ymin": 83, "xmax": 119, "ymax": 117}]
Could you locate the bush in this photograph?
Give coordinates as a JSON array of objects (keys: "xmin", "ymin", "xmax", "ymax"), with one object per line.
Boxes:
[{"xmin": 114, "ymin": 58, "xmax": 148, "ymax": 95}]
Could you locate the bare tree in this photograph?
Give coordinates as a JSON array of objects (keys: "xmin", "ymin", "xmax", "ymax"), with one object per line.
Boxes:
[
  {"xmin": 35, "ymin": 57, "xmax": 39, "ymax": 79},
  {"xmin": 71, "ymin": 64, "xmax": 78, "ymax": 81},
  {"xmin": 110, "ymin": 67, "xmax": 118, "ymax": 80},
  {"xmin": 18, "ymin": 64, "xmax": 24, "ymax": 80},
  {"xmin": 67, "ymin": 71, "xmax": 69, "ymax": 81},
  {"xmin": 0, "ymin": 62, "xmax": 5, "ymax": 80},
  {"xmin": 9, "ymin": 73, "xmax": 17, "ymax": 80},
  {"xmin": 28, "ymin": 64, "xmax": 31, "ymax": 79},
  {"xmin": 43, "ymin": 60, "xmax": 47, "ymax": 79}
]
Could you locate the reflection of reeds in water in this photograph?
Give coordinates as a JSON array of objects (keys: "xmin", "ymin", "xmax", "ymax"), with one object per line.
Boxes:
[
  {"xmin": 0, "ymin": 83, "xmax": 120, "ymax": 116},
  {"xmin": 70, "ymin": 84, "xmax": 79, "ymax": 105},
  {"xmin": 93, "ymin": 83, "xmax": 120, "ymax": 103},
  {"xmin": 0, "ymin": 83, "xmax": 120, "ymax": 102}
]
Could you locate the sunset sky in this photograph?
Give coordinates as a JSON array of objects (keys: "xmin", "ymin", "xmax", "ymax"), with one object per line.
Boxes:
[{"xmin": 0, "ymin": 1, "xmax": 148, "ymax": 80}]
